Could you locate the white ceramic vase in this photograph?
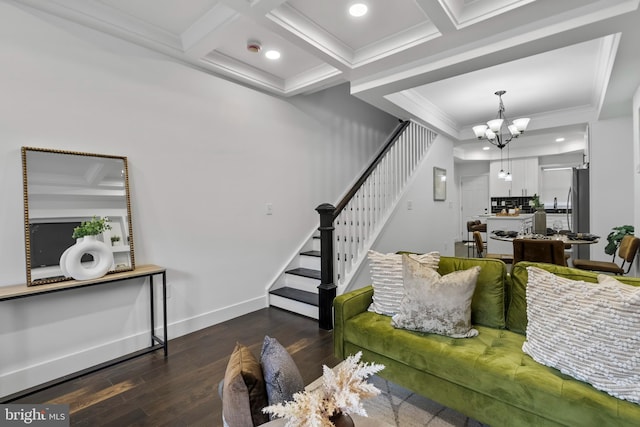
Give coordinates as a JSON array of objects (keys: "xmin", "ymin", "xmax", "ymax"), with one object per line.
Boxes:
[
  {"xmin": 533, "ymin": 208, "xmax": 547, "ymax": 235},
  {"xmin": 62, "ymin": 235, "xmax": 113, "ymax": 281},
  {"xmin": 59, "ymin": 238, "xmax": 82, "ymax": 278}
]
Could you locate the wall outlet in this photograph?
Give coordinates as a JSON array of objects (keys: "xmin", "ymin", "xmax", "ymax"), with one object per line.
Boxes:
[
  {"xmin": 266, "ymin": 203, "xmax": 273, "ymax": 215},
  {"xmin": 407, "ymin": 200, "xmax": 413, "ymax": 210}
]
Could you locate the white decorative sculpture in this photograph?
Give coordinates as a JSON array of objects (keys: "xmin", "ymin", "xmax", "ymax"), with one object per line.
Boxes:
[
  {"xmin": 57, "ymin": 216, "xmax": 115, "ymax": 281},
  {"xmin": 62, "ymin": 235, "xmax": 113, "ymax": 281},
  {"xmin": 59, "ymin": 240, "xmax": 76, "ymax": 278}
]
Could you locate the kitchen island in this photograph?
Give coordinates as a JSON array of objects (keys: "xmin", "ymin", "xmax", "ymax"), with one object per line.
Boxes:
[{"xmin": 486, "ymin": 214, "xmax": 534, "ymax": 254}]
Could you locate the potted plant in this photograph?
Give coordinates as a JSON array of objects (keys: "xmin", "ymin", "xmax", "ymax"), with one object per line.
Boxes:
[
  {"xmin": 529, "ymin": 194, "xmax": 544, "ymax": 210},
  {"xmin": 72, "ymin": 216, "xmax": 111, "ymax": 239},
  {"xmin": 604, "ymin": 225, "xmax": 634, "ymax": 259}
]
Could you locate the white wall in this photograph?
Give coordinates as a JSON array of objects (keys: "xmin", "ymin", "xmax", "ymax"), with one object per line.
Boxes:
[
  {"xmin": 539, "ymin": 169, "xmax": 572, "ymax": 209},
  {"xmin": 0, "ymin": 3, "xmax": 398, "ymax": 396},
  {"xmin": 455, "ymin": 161, "xmax": 490, "ymax": 177},
  {"xmin": 588, "ymin": 116, "xmax": 634, "ymax": 262},
  {"xmin": 348, "ymin": 134, "xmax": 456, "ymax": 289},
  {"xmin": 633, "ymin": 85, "xmax": 640, "ymax": 275}
]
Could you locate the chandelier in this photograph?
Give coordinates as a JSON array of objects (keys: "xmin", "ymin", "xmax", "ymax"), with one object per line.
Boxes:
[{"xmin": 472, "ymin": 90, "xmax": 530, "ymax": 149}]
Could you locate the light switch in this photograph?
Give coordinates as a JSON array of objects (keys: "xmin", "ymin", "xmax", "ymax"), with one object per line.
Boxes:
[{"xmin": 266, "ymin": 203, "xmax": 273, "ymax": 215}]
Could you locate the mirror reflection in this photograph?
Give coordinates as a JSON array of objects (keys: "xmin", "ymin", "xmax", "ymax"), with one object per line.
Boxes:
[{"xmin": 22, "ymin": 147, "xmax": 135, "ymax": 286}]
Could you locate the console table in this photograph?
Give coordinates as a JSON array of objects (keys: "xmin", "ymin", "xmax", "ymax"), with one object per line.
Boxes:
[{"xmin": 0, "ymin": 264, "xmax": 167, "ymax": 402}]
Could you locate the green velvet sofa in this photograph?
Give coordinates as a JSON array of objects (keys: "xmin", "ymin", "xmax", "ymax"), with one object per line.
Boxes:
[{"xmin": 333, "ymin": 256, "xmax": 640, "ymax": 426}]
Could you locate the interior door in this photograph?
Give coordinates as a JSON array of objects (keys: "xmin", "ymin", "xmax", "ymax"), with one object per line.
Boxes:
[{"xmin": 461, "ymin": 175, "xmax": 490, "ymax": 240}]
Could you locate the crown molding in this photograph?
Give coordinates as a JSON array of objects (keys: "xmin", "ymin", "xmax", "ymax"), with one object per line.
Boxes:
[
  {"xmin": 15, "ymin": 0, "xmax": 182, "ymax": 51},
  {"xmin": 180, "ymin": 3, "xmax": 239, "ymax": 55}
]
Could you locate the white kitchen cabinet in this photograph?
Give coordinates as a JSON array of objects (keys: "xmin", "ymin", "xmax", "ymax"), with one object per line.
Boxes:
[
  {"xmin": 490, "ymin": 157, "xmax": 539, "ymax": 197},
  {"xmin": 510, "ymin": 157, "xmax": 539, "ymax": 196},
  {"xmin": 489, "ymin": 160, "xmax": 512, "ymax": 196}
]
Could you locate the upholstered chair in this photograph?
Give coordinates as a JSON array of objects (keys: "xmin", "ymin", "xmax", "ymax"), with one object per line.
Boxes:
[
  {"xmin": 573, "ymin": 235, "xmax": 640, "ymax": 275},
  {"xmin": 512, "ymin": 239, "xmax": 567, "ymax": 266}
]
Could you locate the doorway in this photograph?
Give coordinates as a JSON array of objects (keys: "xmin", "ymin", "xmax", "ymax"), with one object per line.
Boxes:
[{"xmin": 460, "ymin": 175, "xmax": 490, "ymax": 241}]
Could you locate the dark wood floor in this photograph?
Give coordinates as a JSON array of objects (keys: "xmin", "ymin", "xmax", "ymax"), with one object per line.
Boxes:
[{"xmin": 12, "ymin": 308, "xmax": 340, "ymax": 426}]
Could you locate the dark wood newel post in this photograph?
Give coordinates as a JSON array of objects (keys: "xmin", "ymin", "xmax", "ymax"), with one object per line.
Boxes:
[{"xmin": 316, "ymin": 203, "xmax": 336, "ymax": 330}]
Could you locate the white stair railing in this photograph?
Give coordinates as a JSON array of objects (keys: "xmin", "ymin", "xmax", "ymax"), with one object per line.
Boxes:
[
  {"xmin": 316, "ymin": 120, "xmax": 436, "ymax": 329},
  {"xmin": 334, "ymin": 121, "xmax": 435, "ymax": 287}
]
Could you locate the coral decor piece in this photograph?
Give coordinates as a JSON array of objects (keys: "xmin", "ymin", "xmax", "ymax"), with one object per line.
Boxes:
[{"xmin": 263, "ymin": 351, "xmax": 384, "ymax": 427}]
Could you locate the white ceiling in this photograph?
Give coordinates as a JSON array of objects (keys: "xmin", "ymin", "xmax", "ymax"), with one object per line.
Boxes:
[{"xmin": 14, "ymin": 0, "xmax": 640, "ymax": 160}]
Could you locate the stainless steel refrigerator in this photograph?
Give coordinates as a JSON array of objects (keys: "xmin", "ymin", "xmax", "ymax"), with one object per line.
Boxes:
[{"xmin": 569, "ymin": 167, "xmax": 590, "ymax": 259}]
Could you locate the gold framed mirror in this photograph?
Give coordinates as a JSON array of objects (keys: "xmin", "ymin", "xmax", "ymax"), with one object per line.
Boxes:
[{"xmin": 22, "ymin": 147, "xmax": 135, "ymax": 286}]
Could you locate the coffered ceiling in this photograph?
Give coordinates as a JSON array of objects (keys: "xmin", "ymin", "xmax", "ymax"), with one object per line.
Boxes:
[{"xmin": 13, "ymin": 0, "xmax": 640, "ymax": 159}]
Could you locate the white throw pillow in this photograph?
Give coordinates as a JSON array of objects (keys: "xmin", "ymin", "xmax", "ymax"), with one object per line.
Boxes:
[
  {"xmin": 522, "ymin": 267, "xmax": 640, "ymax": 404},
  {"xmin": 367, "ymin": 250, "xmax": 440, "ymax": 316},
  {"xmin": 392, "ymin": 254, "xmax": 479, "ymax": 338}
]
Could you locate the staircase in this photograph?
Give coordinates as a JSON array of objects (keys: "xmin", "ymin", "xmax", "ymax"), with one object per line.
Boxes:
[
  {"xmin": 268, "ymin": 236, "xmax": 321, "ymax": 319},
  {"xmin": 268, "ymin": 120, "xmax": 437, "ymax": 325}
]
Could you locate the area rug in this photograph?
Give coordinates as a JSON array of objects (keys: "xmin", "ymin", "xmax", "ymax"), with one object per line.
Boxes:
[
  {"xmin": 361, "ymin": 375, "xmax": 488, "ymax": 427},
  {"xmin": 307, "ymin": 367, "xmax": 488, "ymax": 427}
]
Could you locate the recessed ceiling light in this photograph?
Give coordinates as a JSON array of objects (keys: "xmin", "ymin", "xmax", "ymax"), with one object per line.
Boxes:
[
  {"xmin": 349, "ymin": 3, "xmax": 368, "ymax": 17},
  {"xmin": 555, "ymin": 137, "xmax": 565, "ymax": 142},
  {"xmin": 482, "ymin": 146, "xmax": 490, "ymax": 151},
  {"xmin": 265, "ymin": 50, "xmax": 280, "ymax": 60}
]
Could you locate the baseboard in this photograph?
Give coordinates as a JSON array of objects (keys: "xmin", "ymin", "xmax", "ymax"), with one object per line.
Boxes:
[
  {"xmin": 0, "ymin": 331, "xmax": 152, "ymax": 399},
  {"xmin": 0, "ymin": 296, "xmax": 268, "ymax": 399},
  {"xmin": 164, "ymin": 295, "xmax": 267, "ymax": 339}
]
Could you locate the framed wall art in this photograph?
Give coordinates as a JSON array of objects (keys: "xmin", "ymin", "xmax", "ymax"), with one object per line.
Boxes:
[{"xmin": 433, "ymin": 167, "xmax": 446, "ymax": 201}]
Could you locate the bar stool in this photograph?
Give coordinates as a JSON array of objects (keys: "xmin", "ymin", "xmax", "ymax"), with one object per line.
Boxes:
[
  {"xmin": 474, "ymin": 231, "xmax": 513, "ymax": 263},
  {"xmin": 467, "ymin": 220, "xmax": 487, "ymax": 257}
]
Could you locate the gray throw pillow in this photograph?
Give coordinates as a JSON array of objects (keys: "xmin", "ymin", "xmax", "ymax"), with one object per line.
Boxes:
[
  {"xmin": 392, "ymin": 254, "xmax": 480, "ymax": 338},
  {"xmin": 260, "ymin": 335, "xmax": 305, "ymax": 407}
]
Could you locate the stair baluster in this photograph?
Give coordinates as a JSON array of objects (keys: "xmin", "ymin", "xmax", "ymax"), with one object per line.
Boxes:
[{"xmin": 316, "ymin": 120, "xmax": 436, "ymax": 329}]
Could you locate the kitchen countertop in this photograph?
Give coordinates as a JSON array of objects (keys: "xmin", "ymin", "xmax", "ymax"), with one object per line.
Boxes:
[{"xmin": 486, "ymin": 214, "xmax": 533, "ymax": 220}]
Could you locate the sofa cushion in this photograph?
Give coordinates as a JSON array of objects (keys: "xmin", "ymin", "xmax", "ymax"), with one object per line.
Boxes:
[
  {"xmin": 222, "ymin": 343, "xmax": 269, "ymax": 427},
  {"xmin": 438, "ymin": 256, "xmax": 507, "ymax": 329},
  {"xmin": 367, "ymin": 250, "xmax": 440, "ymax": 316},
  {"xmin": 507, "ymin": 262, "xmax": 600, "ymax": 334},
  {"xmin": 508, "ymin": 262, "xmax": 640, "ymax": 334},
  {"xmin": 342, "ymin": 310, "xmax": 640, "ymax": 427},
  {"xmin": 523, "ymin": 267, "xmax": 640, "ymax": 404},
  {"xmin": 392, "ymin": 255, "xmax": 480, "ymax": 338}
]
